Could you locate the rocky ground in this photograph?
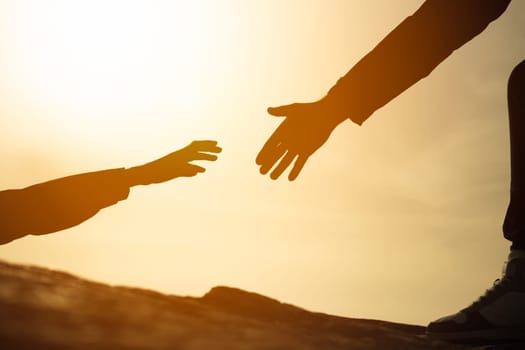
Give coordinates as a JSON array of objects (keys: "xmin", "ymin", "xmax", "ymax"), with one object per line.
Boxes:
[{"xmin": 0, "ymin": 259, "xmax": 522, "ymax": 349}]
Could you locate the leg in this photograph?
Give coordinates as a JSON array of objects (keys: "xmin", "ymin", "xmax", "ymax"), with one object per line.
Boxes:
[
  {"xmin": 503, "ymin": 59, "xmax": 525, "ymax": 249},
  {"xmin": 427, "ymin": 60, "xmax": 525, "ymax": 342}
]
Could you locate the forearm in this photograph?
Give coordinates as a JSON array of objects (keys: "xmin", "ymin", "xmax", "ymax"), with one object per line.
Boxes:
[
  {"xmin": 326, "ymin": 0, "xmax": 511, "ymax": 125},
  {"xmin": 0, "ymin": 168, "xmax": 131, "ymax": 243},
  {"xmin": 124, "ymin": 165, "xmax": 156, "ymax": 187}
]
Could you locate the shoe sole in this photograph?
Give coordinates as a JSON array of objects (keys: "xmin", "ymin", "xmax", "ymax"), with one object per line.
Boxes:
[{"xmin": 426, "ymin": 328, "xmax": 525, "ymax": 341}]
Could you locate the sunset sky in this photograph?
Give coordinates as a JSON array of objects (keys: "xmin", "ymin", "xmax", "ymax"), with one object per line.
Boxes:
[{"xmin": 1, "ymin": 0, "xmax": 525, "ymax": 325}]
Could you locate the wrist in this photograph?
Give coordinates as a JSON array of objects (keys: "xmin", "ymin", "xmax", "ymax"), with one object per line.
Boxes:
[
  {"xmin": 328, "ymin": 81, "xmax": 375, "ymax": 125},
  {"xmin": 320, "ymin": 93, "xmax": 351, "ymax": 126},
  {"xmin": 124, "ymin": 166, "xmax": 145, "ymax": 187}
]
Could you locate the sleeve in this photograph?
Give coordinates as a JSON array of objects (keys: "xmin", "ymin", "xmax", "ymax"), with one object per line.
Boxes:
[
  {"xmin": 327, "ymin": 0, "xmax": 512, "ymax": 125},
  {"xmin": 0, "ymin": 168, "xmax": 130, "ymax": 245}
]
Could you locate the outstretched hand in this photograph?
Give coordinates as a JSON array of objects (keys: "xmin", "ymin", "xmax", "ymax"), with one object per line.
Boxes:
[
  {"xmin": 127, "ymin": 140, "xmax": 222, "ymax": 186},
  {"xmin": 256, "ymin": 99, "xmax": 347, "ymax": 180}
]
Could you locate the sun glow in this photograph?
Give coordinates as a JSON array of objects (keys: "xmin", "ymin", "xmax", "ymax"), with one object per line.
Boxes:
[
  {"xmin": 2, "ymin": 0, "xmax": 522, "ymax": 326},
  {"xmin": 7, "ymin": 1, "xmax": 231, "ymax": 139}
]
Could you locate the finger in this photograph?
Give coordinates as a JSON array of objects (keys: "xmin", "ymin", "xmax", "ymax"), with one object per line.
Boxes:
[
  {"xmin": 256, "ymin": 122, "xmax": 285, "ymax": 165},
  {"xmin": 288, "ymin": 155, "xmax": 308, "ymax": 181},
  {"xmin": 270, "ymin": 151, "xmax": 297, "ymax": 180},
  {"xmin": 256, "ymin": 139, "xmax": 280, "ymax": 166},
  {"xmin": 188, "ymin": 140, "xmax": 222, "ymax": 153},
  {"xmin": 190, "ymin": 140, "xmax": 217, "ymax": 147},
  {"xmin": 191, "ymin": 152, "xmax": 219, "ymax": 162},
  {"xmin": 180, "ymin": 164, "xmax": 206, "ymax": 177},
  {"xmin": 267, "ymin": 103, "xmax": 299, "ymax": 117},
  {"xmin": 256, "ymin": 139, "xmax": 278, "ymax": 165},
  {"xmin": 259, "ymin": 142, "xmax": 286, "ymax": 175}
]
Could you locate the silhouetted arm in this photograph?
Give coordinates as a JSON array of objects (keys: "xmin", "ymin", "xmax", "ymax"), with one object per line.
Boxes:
[
  {"xmin": 257, "ymin": 0, "xmax": 511, "ymax": 180},
  {"xmin": 327, "ymin": 0, "xmax": 512, "ymax": 125},
  {"xmin": 0, "ymin": 140, "xmax": 221, "ymax": 245},
  {"xmin": 0, "ymin": 169, "xmax": 130, "ymax": 245}
]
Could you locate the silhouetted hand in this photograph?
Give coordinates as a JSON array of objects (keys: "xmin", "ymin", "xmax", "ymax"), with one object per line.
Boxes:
[
  {"xmin": 127, "ymin": 140, "xmax": 222, "ymax": 186},
  {"xmin": 256, "ymin": 98, "xmax": 347, "ymax": 180}
]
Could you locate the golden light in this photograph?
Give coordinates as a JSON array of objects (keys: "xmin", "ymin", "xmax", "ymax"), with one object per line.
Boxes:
[
  {"xmin": 7, "ymin": 1, "xmax": 231, "ymax": 140},
  {"xmin": 1, "ymin": 0, "xmax": 520, "ymax": 327}
]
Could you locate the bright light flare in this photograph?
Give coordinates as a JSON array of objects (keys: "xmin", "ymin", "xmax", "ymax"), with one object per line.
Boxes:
[{"xmin": 7, "ymin": 1, "xmax": 231, "ymax": 138}]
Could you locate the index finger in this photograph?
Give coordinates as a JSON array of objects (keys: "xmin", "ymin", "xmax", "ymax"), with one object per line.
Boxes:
[
  {"xmin": 189, "ymin": 140, "xmax": 222, "ymax": 153},
  {"xmin": 190, "ymin": 152, "xmax": 219, "ymax": 161},
  {"xmin": 256, "ymin": 123, "xmax": 285, "ymax": 165}
]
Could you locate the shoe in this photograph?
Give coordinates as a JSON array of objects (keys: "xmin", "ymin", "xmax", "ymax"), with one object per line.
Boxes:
[{"xmin": 426, "ymin": 253, "xmax": 525, "ymax": 341}]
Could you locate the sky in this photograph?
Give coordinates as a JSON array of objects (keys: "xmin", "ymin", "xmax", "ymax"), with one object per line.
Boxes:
[{"xmin": 1, "ymin": 0, "xmax": 525, "ymax": 325}]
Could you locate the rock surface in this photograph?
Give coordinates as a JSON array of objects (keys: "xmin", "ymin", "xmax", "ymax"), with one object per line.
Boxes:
[{"xmin": 0, "ymin": 259, "xmax": 518, "ymax": 349}]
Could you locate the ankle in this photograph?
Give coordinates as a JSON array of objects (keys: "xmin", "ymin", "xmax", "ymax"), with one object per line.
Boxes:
[
  {"xmin": 504, "ymin": 251, "xmax": 525, "ymax": 281},
  {"xmin": 508, "ymin": 249, "xmax": 525, "ymax": 261}
]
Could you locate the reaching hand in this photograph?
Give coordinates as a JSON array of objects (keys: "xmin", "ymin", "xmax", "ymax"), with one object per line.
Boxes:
[
  {"xmin": 256, "ymin": 98, "xmax": 347, "ymax": 180},
  {"xmin": 127, "ymin": 140, "xmax": 222, "ymax": 186}
]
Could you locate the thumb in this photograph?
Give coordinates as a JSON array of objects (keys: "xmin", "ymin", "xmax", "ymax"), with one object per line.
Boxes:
[{"xmin": 267, "ymin": 103, "xmax": 301, "ymax": 117}]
